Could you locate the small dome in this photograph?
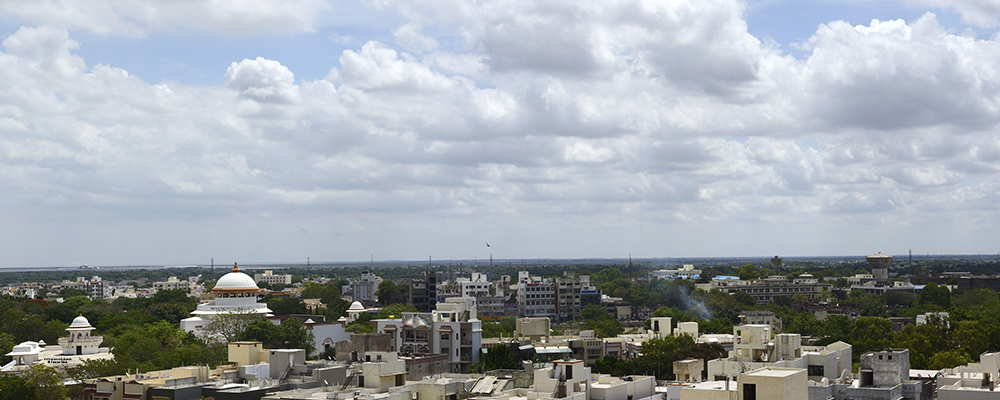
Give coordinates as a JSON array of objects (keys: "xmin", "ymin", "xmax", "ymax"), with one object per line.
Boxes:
[
  {"xmin": 214, "ymin": 263, "xmax": 259, "ymax": 291},
  {"xmin": 304, "ymin": 319, "xmax": 315, "ymax": 324},
  {"xmin": 348, "ymin": 301, "xmax": 365, "ymax": 312},
  {"xmin": 70, "ymin": 315, "xmax": 92, "ymax": 329},
  {"xmin": 800, "ymin": 274, "xmax": 814, "ymax": 278},
  {"xmin": 337, "ymin": 316, "xmax": 348, "ymax": 322}
]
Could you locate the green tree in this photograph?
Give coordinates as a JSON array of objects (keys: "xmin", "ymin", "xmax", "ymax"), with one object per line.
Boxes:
[
  {"xmin": 266, "ymin": 297, "xmax": 308, "ymax": 315},
  {"xmin": 583, "ymin": 305, "xmax": 623, "ymax": 338},
  {"xmin": 375, "ymin": 304, "xmax": 418, "ymax": 319},
  {"xmin": 849, "ymin": 317, "xmax": 894, "ymax": 362},
  {"xmin": 199, "ymin": 311, "xmax": 262, "ymax": 344},
  {"xmin": 482, "ymin": 317, "xmax": 516, "ymax": 338},
  {"xmin": 238, "ymin": 318, "xmax": 316, "ymax": 356},
  {"xmin": 593, "ymin": 355, "xmax": 630, "ymax": 376},
  {"xmin": 927, "ymin": 349, "xmax": 972, "ymax": 370},
  {"xmin": 23, "ymin": 364, "xmax": 68, "ymax": 400},
  {"xmin": 737, "ymin": 264, "xmax": 761, "ymax": 281},
  {"xmin": 146, "ymin": 302, "xmax": 192, "ymax": 325},
  {"xmin": 0, "ymin": 373, "xmax": 35, "ymax": 400},
  {"xmin": 473, "ymin": 344, "xmax": 517, "ymax": 372},
  {"xmin": 59, "ymin": 288, "xmax": 88, "ymax": 298},
  {"xmin": 0, "ymin": 332, "xmax": 15, "ymax": 365},
  {"xmin": 376, "ymin": 280, "xmax": 409, "ymax": 305},
  {"xmin": 919, "ymin": 283, "xmax": 952, "ymax": 309}
]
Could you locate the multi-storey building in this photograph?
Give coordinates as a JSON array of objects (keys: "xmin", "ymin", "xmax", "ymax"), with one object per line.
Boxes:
[
  {"xmin": 153, "ymin": 276, "xmax": 196, "ymax": 293},
  {"xmin": 712, "ymin": 274, "xmax": 832, "ymax": 305},
  {"xmin": 555, "ymin": 276, "xmax": 584, "ymax": 322},
  {"xmin": 371, "ymin": 297, "xmax": 482, "ymax": 373},
  {"xmin": 409, "ymin": 270, "xmax": 437, "ymax": 312},
  {"xmin": 54, "ymin": 276, "xmax": 109, "ymax": 299},
  {"xmin": 436, "ymin": 273, "xmax": 491, "ymax": 303},
  {"xmin": 348, "ymin": 271, "xmax": 381, "ymax": 304},
  {"xmin": 476, "ymin": 295, "xmax": 505, "ymax": 321},
  {"xmin": 254, "ymin": 270, "xmax": 292, "ymax": 286},
  {"xmin": 517, "ymin": 281, "xmax": 556, "ymax": 318}
]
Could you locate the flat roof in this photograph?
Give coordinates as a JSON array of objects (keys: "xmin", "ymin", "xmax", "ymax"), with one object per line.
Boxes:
[{"xmin": 746, "ymin": 368, "xmax": 802, "ymax": 378}]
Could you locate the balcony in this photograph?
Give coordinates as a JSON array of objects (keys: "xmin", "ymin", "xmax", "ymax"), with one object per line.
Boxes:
[
  {"xmin": 460, "ymin": 340, "xmax": 472, "ymax": 346},
  {"xmin": 58, "ymin": 336, "xmax": 103, "ymax": 345},
  {"xmin": 459, "ymin": 356, "xmax": 472, "ymax": 362},
  {"xmin": 403, "ymin": 338, "xmax": 429, "ymax": 343}
]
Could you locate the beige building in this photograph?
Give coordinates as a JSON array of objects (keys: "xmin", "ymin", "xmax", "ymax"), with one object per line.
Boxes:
[
  {"xmin": 738, "ymin": 367, "xmax": 806, "ymax": 400},
  {"xmin": 358, "ymin": 351, "xmax": 407, "ymax": 392},
  {"xmin": 674, "ymin": 359, "xmax": 704, "ymax": 383},
  {"xmin": 255, "ymin": 270, "xmax": 293, "ymax": 286}
]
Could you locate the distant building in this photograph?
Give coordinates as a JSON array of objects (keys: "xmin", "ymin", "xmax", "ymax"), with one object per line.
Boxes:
[
  {"xmin": 153, "ymin": 276, "xmax": 196, "ymax": 292},
  {"xmin": 349, "ymin": 271, "xmax": 382, "ymax": 304},
  {"xmin": 650, "ymin": 264, "xmax": 702, "ymax": 280},
  {"xmin": 712, "ymin": 275, "xmax": 832, "ymax": 305},
  {"xmin": 409, "ymin": 270, "xmax": 438, "ymax": 312},
  {"xmin": 255, "ymin": 270, "xmax": 292, "ymax": 286}
]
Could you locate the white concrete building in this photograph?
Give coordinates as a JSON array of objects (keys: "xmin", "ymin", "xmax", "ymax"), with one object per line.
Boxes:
[
  {"xmin": 651, "ymin": 265, "xmax": 702, "ymax": 280},
  {"xmin": 60, "ymin": 315, "xmax": 103, "ymax": 356},
  {"xmin": 180, "ymin": 263, "xmax": 272, "ymax": 336},
  {"xmin": 708, "ymin": 326, "xmax": 850, "ymax": 382},
  {"xmin": 936, "ymin": 352, "xmax": 1000, "ymax": 399}
]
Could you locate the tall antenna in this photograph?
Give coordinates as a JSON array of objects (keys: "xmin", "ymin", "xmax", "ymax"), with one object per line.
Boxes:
[{"xmin": 211, "ymin": 258, "xmax": 214, "ymax": 272}]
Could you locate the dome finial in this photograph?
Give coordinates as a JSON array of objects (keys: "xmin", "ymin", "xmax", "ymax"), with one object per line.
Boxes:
[{"xmin": 232, "ymin": 262, "xmax": 240, "ymax": 273}]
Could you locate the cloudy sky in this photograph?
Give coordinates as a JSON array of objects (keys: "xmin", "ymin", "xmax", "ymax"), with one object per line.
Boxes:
[{"xmin": 2, "ymin": 0, "xmax": 1000, "ymax": 267}]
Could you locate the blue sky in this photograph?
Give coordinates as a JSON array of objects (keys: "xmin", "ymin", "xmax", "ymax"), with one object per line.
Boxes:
[{"xmin": 1, "ymin": 0, "xmax": 1000, "ymax": 266}]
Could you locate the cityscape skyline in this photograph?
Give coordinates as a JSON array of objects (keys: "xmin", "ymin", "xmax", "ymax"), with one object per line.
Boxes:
[{"xmin": 2, "ymin": 1, "xmax": 1000, "ymax": 267}]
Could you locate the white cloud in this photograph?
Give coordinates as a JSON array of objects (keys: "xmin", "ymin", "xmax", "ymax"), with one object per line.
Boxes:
[
  {"xmin": 226, "ymin": 57, "xmax": 300, "ymax": 104},
  {"xmin": 393, "ymin": 22, "xmax": 439, "ymax": 53},
  {"xmin": 4, "ymin": 1, "xmax": 1000, "ymax": 264}
]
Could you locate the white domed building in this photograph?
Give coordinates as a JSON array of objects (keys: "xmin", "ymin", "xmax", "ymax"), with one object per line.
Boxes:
[
  {"xmin": 59, "ymin": 315, "xmax": 103, "ymax": 355},
  {"xmin": 181, "ymin": 263, "xmax": 271, "ymax": 335}
]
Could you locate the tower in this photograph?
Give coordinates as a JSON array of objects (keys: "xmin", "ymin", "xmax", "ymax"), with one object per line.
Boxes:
[
  {"xmin": 866, "ymin": 252, "xmax": 893, "ymax": 283},
  {"xmin": 770, "ymin": 255, "xmax": 782, "ymax": 275}
]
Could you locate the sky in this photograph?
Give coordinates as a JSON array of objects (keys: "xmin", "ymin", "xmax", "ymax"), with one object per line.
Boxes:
[{"xmin": 2, "ymin": 0, "xmax": 1000, "ymax": 267}]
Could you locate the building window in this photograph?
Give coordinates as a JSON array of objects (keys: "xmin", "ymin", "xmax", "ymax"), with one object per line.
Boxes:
[{"xmin": 808, "ymin": 365, "xmax": 824, "ymax": 376}]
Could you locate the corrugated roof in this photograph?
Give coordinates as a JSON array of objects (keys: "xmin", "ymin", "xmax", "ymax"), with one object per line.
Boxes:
[{"xmin": 535, "ymin": 347, "xmax": 572, "ymax": 354}]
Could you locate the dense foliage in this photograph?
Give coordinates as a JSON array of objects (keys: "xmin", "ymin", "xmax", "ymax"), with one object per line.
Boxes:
[{"xmin": 593, "ymin": 335, "xmax": 726, "ymax": 379}]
